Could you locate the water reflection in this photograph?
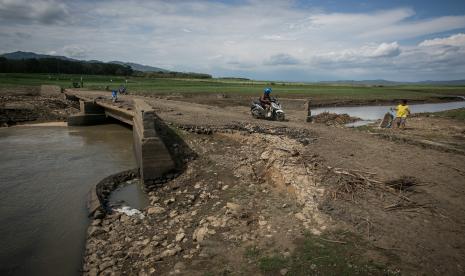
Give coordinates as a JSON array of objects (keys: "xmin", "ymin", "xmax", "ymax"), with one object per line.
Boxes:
[{"xmin": 313, "ymin": 100, "xmax": 465, "ymax": 121}]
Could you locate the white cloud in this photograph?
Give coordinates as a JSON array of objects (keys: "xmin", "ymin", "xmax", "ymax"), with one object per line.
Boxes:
[
  {"xmin": 369, "ymin": 42, "xmax": 401, "ymax": 57},
  {"xmin": 63, "ymin": 45, "xmax": 88, "ymax": 59},
  {"xmin": 419, "ymin": 33, "xmax": 465, "ymax": 47},
  {"xmin": 0, "ymin": 0, "xmax": 69, "ymax": 24},
  {"xmin": 0, "ymin": 1, "xmax": 465, "ymax": 80}
]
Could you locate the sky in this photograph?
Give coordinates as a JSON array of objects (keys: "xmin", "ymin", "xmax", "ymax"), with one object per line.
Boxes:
[{"xmin": 1, "ymin": 0, "xmax": 465, "ymax": 81}]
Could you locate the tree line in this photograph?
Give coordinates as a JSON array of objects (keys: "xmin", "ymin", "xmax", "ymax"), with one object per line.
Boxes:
[
  {"xmin": 0, "ymin": 57, "xmax": 133, "ymax": 76},
  {"xmin": 0, "ymin": 57, "xmax": 213, "ymax": 79},
  {"xmin": 132, "ymin": 71, "xmax": 212, "ymax": 79}
]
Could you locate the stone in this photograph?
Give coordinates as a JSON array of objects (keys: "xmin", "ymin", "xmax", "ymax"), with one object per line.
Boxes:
[
  {"xmin": 88, "ymin": 226, "xmax": 104, "ymax": 237},
  {"xmin": 141, "ymin": 238, "xmax": 151, "ymax": 246},
  {"xmin": 98, "ymin": 260, "xmax": 115, "ymax": 271},
  {"xmin": 174, "ymin": 262, "xmax": 186, "ymax": 274},
  {"xmin": 88, "ymin": 268, "xmax": 98, "ymax": 276},
  {"xmin": 193, "ymin": 226, "xmax": 209, "ymax": 242},
  {"xmin": 280, "ymin": 268, "xmax": 289, "ymax": 275},
  {"xmin": 91, "ymin": 219, "xmax": 102, "ymax": 226},
  {"xmin": 120, "ymin": 214, "xmax": 130, "ymax": 223},
  {"xmin": 93, "ymin": 210, "xmax": 105, "ymax": 219},
  {"xmin": 142, "ymin": 246, "xmax": 154, "ymax": 257},
  {"xmin": 147, "ymin": 206, "xmax": 166, "ymax": 215},
  {"xmin": 226, "ymin": 202, "xmax": 242, "ymax": 214},
  {"xmin": 295, "ymin": 212, "xmax": 306, "ymax": 221},
  {"xmin": 169, "ymin": 210, "xmax": 178, "ymax": 218},
  {"xmin": 164, "ymin": 198, "xmax": 175, "ymax": 205},
  {"xmin": 175, "ymin": 233, "xmax": 186, "ymax": 242},
  {"xmin": 160, "ymin": 245, "xmax": 182, "ymax": 258}
]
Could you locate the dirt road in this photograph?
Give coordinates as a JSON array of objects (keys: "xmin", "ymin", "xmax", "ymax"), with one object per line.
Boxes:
[{"xmin": 74, "ymin": 90, "xmax": 465, "ymax": 275}]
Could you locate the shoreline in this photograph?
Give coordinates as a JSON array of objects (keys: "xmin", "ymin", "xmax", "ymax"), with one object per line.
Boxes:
[{"xmin": 307, "ymin": 95, "xmax": 465, "ymax": 108}]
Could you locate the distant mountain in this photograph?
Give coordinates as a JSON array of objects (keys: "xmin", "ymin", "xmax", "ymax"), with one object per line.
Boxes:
[
  {"xmin": 0, "ymin": 51, "xmax": 77, "ymax": 61},
  {"xmin": 109, "ymin": 61, "xmax": 169, "ymax": 72},
  {"xmin": 0, "ymin": 51, "xmax": 169, "ymax": 72}
]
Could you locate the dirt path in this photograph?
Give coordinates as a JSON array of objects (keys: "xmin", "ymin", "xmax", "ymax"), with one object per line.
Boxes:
[{"xmin": 74, "ymin": 90, "xmax": 465, "ymax": 275}]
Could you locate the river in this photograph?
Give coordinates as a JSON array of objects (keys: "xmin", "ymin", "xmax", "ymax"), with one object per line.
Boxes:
[
  {"xmin": 0, "ymin": 124, "xmax": 136, "ymax": 276},
  {"xmin": 312, "ymin": 99, "xmax": 465, "ymax": 126}
]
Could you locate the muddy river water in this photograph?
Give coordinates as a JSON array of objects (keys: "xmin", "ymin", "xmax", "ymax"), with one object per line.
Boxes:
[{"xmin": 0, "ymin": 124, "xmax": 137, "ymax": 276}]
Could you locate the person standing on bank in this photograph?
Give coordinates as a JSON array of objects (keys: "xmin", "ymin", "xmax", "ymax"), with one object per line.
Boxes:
[{"xmin": 395, "ymin": 99, "xmax": 411, "ymax": 129}]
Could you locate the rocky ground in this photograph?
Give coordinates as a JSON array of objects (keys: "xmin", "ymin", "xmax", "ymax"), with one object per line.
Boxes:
[
  {"xmin": 82, "ymin": 126, "xmax": 403, "ymax": 275},
  {"xmin": 11, "ymin": 89, "xmax": 462, "ymax": 275},
  {"xmin": 81, "ymin": 119, "xmax": 465, "ymax": 276}
]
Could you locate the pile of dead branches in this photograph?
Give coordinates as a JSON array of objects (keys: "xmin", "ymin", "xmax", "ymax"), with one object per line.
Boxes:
[{"xmin": 323, "ymin": 167, "xmax": 381, "ymax": 201}]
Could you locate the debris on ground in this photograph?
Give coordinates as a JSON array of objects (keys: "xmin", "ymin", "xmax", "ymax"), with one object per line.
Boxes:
[
  {"xmin": 312, "ymin": 112, "xmax": 360, "ymax": 126},
  {"xmin": 0, "ymin": 95, "xmax": 79, "ymax": 126},
  {"xmin": 322, "ymin": 167, "xmax": 380, "ymax": 201},
  {"xmin": 385, "ymin": 176, "xmax": 419, "ymax": 192}
]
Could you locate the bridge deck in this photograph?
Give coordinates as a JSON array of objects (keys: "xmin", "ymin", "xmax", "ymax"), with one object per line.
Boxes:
[{"xmin": 68, "ymin": 92, "xmax": 135, "ymax": 125}]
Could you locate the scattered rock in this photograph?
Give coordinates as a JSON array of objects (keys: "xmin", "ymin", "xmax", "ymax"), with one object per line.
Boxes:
[
  {"xmin": 142, "ymin": 246, "xmax": 154, "ymax": 257},
  {"xmin": 160, "ymin": 245, "xmax": 182, "ymax": 258},
  {"xmin": 147, "ymin": 206, "xmax": 166, "ymax": 215},
  {"xmin": 193, "ymin": 226, "xmax": 209, "ymax": 242},
  {"xmin": 173, "ymin": 262, "xmax": 186, "ymax": 274},
  {"xmin": 175, "ymin": 233, "xmax": 186, "ymax": 242},
  {"xmin": 295, "ymin": 212, "xmax": 306, "ymax": 221}
]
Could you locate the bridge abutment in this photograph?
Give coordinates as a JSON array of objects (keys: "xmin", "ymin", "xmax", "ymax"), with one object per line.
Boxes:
[
  {"xmin": 68, "ymin": 100, "xmax": 109, "ymax": 126},
  {"xmin": 132, "ymin": 99, "xmax": 175, "ymax": 184}
]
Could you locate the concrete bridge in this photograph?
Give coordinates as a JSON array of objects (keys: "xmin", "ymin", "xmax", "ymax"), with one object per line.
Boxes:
[{"xmin": 66, "ymin": 92, "xmax": 174, "ymax": 186}]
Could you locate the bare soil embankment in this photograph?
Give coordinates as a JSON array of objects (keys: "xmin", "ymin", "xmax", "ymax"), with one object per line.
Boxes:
[
  {"xmin": 0, "ymin": 87, "xmax": 79, "ymax": 127},
  {"xmin": 75, "ymin": 91, "xmax": 465, "ymax": 275}
]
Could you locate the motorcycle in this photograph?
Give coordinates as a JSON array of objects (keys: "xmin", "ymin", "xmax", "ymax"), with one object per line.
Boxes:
[
  {"xmin": 118, "ymin": 85, "xmax": 128, "ymax": 95},
  {"xmin": 250, "ymin": 97, "xmax": 285, "ymax": 121}
]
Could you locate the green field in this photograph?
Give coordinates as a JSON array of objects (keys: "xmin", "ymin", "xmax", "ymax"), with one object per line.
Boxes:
[{"xmin": 1, "ymin": 73, "xmax": 464, "ymax": 102}]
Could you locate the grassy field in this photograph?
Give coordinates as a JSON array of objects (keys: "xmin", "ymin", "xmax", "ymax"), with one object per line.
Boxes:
[
  {"xmin": 1, "ymin": 73, "xmax": 464, "ymax": 102},
  {"xmin": 245, "ymin": 231, "xmax": 399, "ymax": 275}
]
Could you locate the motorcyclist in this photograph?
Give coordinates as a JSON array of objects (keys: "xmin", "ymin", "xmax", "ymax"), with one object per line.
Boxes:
[
  {"xmin": 111, "ymin": 89, "xmax": 118, "ymax": 102},
  {"xmin": 260, "ymin": 88, "xmax": 272, "ymax": 109},
  {"xmin": 118, "ymin": 85, "xmax": 126, "ymax": 94}
]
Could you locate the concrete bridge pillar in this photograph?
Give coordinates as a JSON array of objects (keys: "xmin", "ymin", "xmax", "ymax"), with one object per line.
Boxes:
[{"xmin": 132, "ymin": 99, "xmax": 175, "ymax": 185}]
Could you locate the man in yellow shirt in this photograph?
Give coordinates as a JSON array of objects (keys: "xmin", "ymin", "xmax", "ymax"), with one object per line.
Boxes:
[{"xmin": 395, "ymin": 100, "xmax": 411, "ymax": 129}]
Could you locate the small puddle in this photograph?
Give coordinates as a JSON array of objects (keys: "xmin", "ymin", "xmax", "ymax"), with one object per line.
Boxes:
[{"xmin": 108, "ymin": 178, "xmax": 149, "ymax": 211}]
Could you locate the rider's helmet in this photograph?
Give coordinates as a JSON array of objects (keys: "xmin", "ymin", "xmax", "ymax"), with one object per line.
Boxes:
[{"xmin": 264, "ymin": 88, "xmax": 272, "ymax": 95}]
